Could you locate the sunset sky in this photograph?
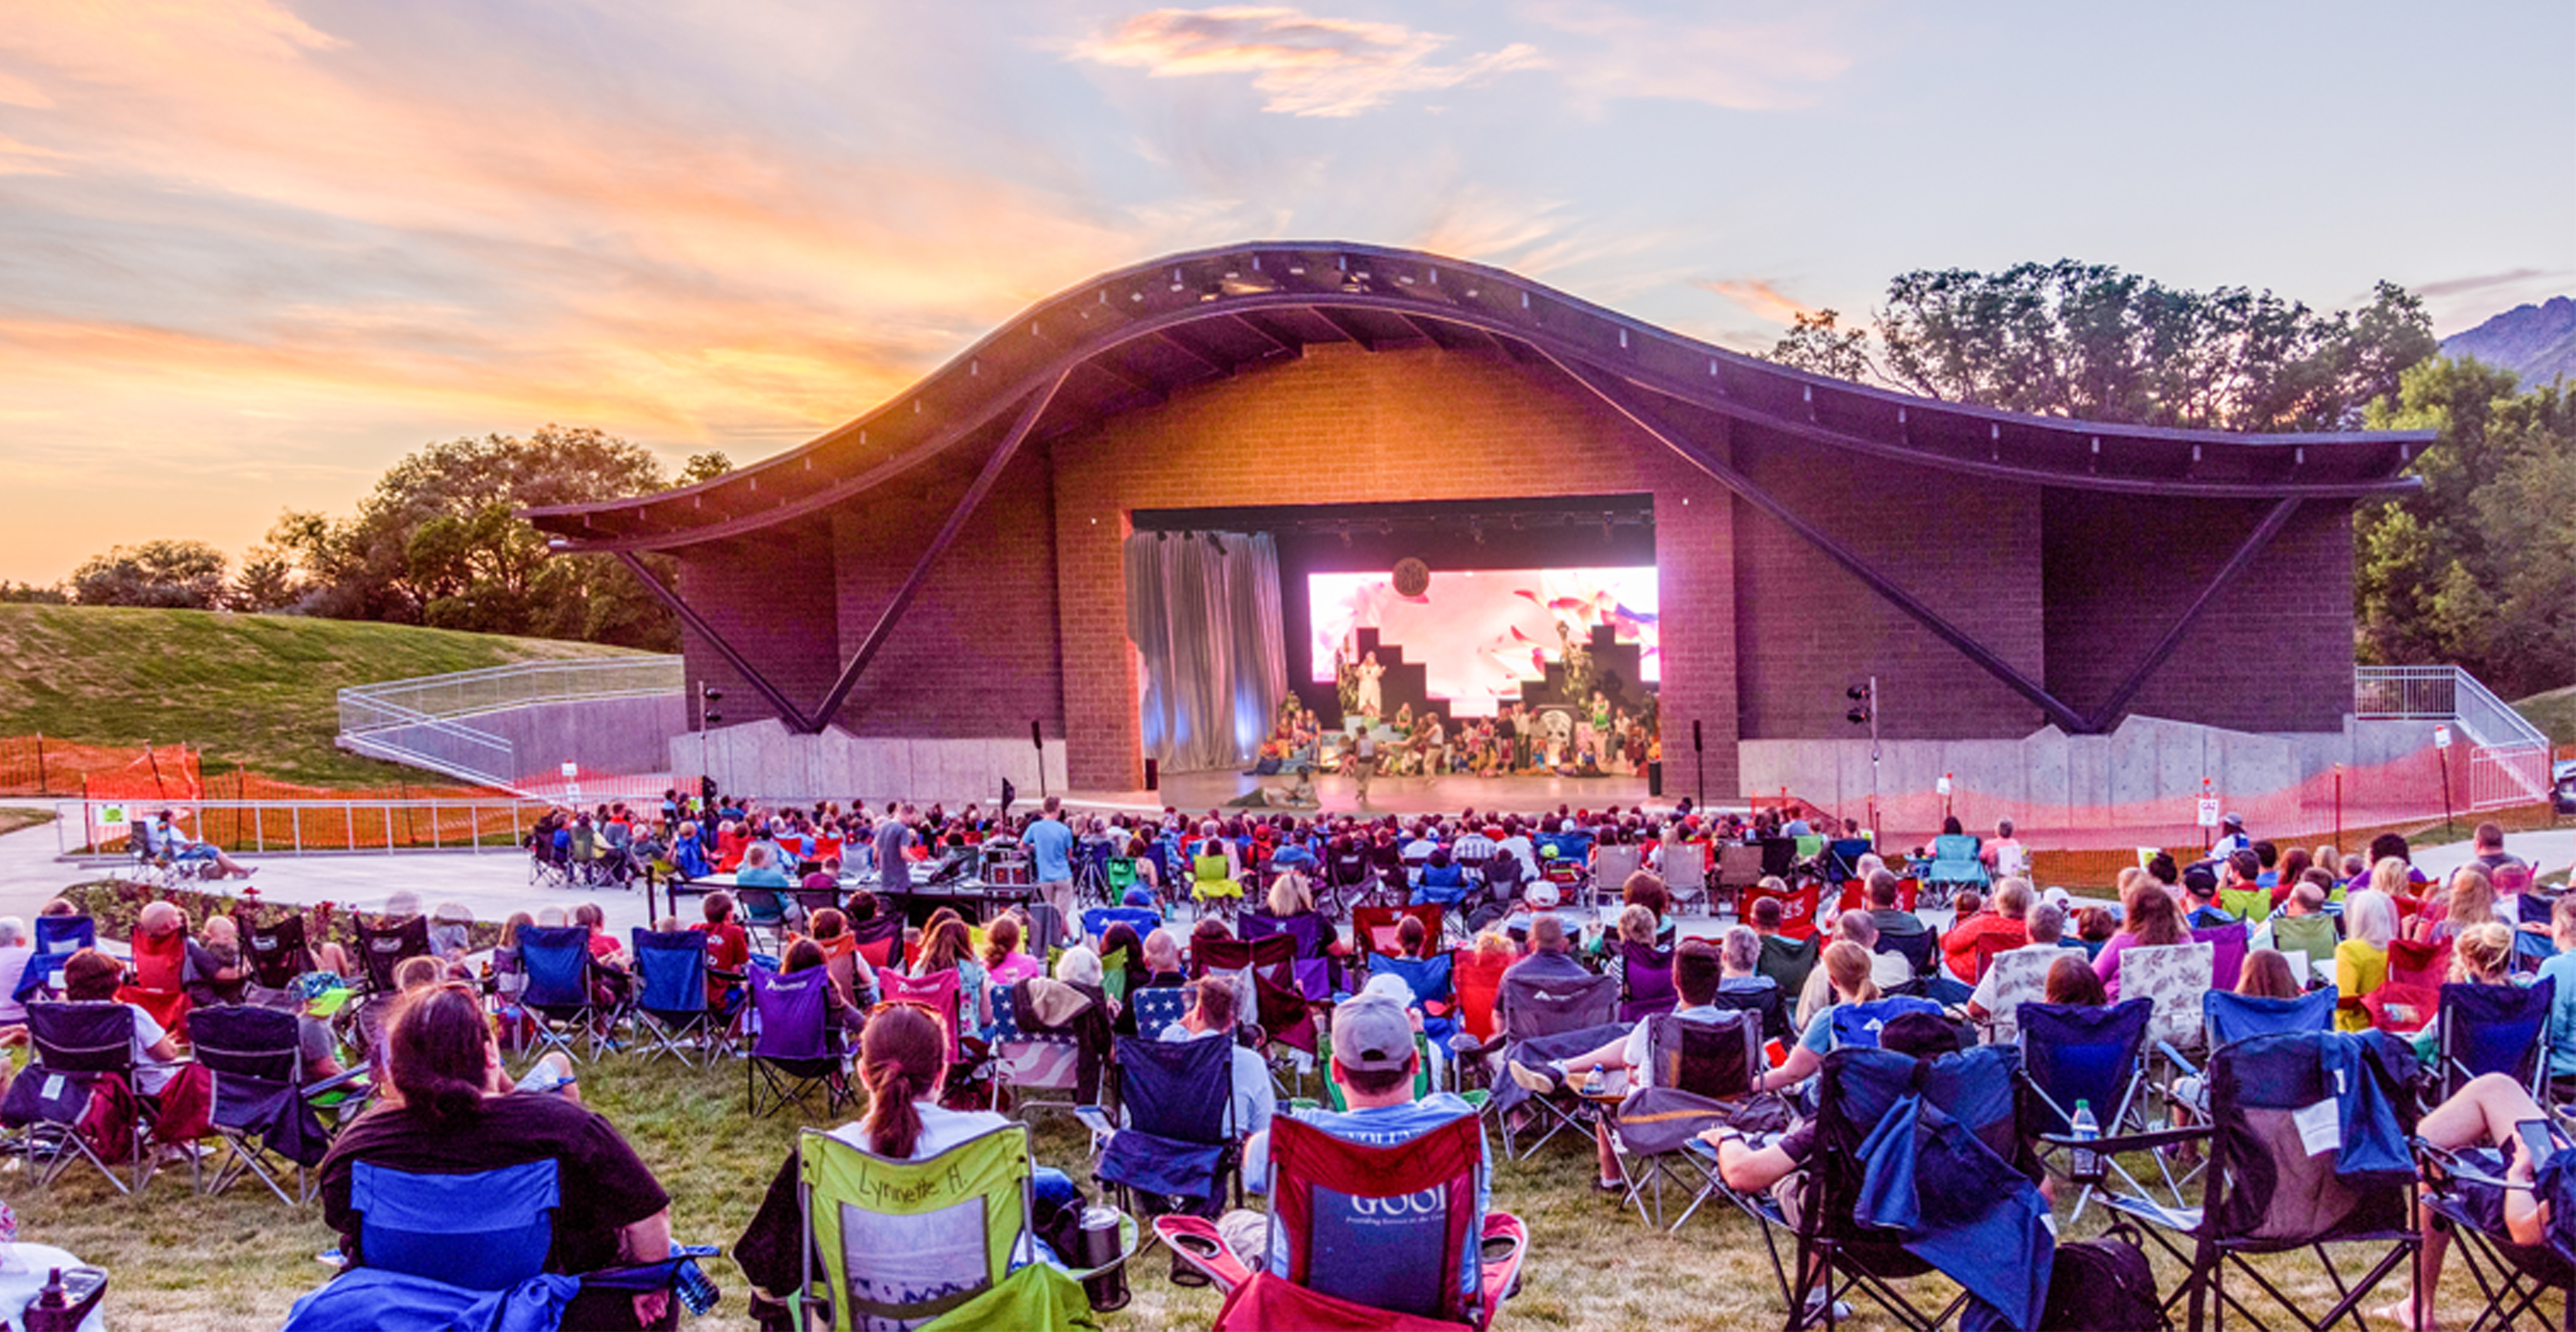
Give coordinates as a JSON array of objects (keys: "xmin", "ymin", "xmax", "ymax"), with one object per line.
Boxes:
[{"xmin": 2, "ymin": 0, "xmax": 2567, "ymax": 584}]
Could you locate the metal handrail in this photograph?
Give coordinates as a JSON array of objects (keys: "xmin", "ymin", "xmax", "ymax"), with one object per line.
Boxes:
[{"xmin": 338, "ymin": 656, "xmax": 680, "ymax": 727}]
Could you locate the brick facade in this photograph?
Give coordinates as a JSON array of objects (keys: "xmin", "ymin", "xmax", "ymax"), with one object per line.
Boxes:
[{"xmin": 670, "ymin": 342, "xmax": 2362, "ymax": 799}]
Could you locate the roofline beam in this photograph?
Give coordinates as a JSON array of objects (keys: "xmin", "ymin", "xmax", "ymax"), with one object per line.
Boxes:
[
  {"xmin": 802, "ymin": 371, "xmax": 1070, "ymax": 732},
  {"xmin": 611, "ymin": 551, "xmax": 807, "ymax": 730},
  {"xmin": 2082, "ymin": 497, "xmax": 2304, "ymax": 732},
  {"xmin": 1537, "ymin": 349, "xmax": 2094, "ymax": 735},
  {"xmin": 1151, "ymin": 328, "xmax": 1232, "ymax": 377}
]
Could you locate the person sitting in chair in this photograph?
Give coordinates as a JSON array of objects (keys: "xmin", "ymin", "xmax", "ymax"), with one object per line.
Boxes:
[
  {"xmin": 316, "ymin": 983, "xmax": 671, "ymax": 1330},
  {"xmin": 1206, "ymin": 995, "xmax": 1489, "ymax": 1301},
  {"xmin": 1506, "ymin": 937, "xmax": 1730, "ymax": 1192},
  {"xmin": 150, "ymin": 809, "xmax": 255, "ymax": 879},
  {"xmin": 2376, "ymin": 1070, "xmax": 2568, "ymax": 1330}
]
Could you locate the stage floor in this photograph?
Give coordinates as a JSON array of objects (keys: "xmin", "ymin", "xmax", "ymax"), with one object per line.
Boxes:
[{"xmin": 1067, "ymin": 768, "xmax": 1718, "ymax": 818}]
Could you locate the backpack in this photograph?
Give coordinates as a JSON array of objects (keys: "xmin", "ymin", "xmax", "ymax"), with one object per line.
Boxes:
[{"xmin": 2041, "ymin": 1222, "xmax": 2167, "ymax": 1331}]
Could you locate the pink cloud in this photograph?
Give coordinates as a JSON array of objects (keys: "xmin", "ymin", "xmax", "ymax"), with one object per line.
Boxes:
[{"xmin": 1071, "ymin": 6, "xmax": 1543, "ymax": 116}]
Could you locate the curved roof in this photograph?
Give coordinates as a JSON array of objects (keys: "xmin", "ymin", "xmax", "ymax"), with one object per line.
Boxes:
[{"xmin": 527, "ymin": 241, "xmax": 2433, "ymax": 553}]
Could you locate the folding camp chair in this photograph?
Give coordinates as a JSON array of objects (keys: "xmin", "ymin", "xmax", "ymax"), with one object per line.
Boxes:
[
  {"xmin": 1131, "ymin": 984, "xmax": 1192, "ymax": 1037},
  {"xmin": 1192, "ymin": 853, "xmax": 1244, "ymax": 917},
  {"xmin": 1614, "ymin": 938, "xmax": 1678, "ymax": 1022},
  {"xmin": 2093, "ymin": 1030, "xmax": 2422, "ymax": 1332},
  {"xmin": 747, "ymin": 966, "xmax": 852, "ymax": 1118},
  {"xmin": 1098, "ymin": 1033, "xmax": 1240, "ymax": 1235},
  {"xmin": 2, "ymin": 1000, "xmax": 173, "ymax": 1194},
  {"xmin": 2205, "ymin": 987, "xmax": 2338, "ymax": 1046},
  {"xmin": 513, "ymin": 925, "xmax": 608, "ymax": 1064},
  {"xmin": 1197, "ymin": 935, "xmax": 1317, "ymax": 1054},
  {"xmin": 1158, "ymin": 1113, "xmax": 1526, "ymax": 1331},
  {"xmin": 12, "ymin": 913, "xmax": 95, "ymax": 1004},
  {"xmin": 2363, "ymin": 937, "xmax": 2450, "ymax": 1034},
  {"xmin": 1741, "ymin": 878, "xmax": 1825, "ymax": 941},
  {"xmin": 192, "ymin": 1004, "xmax": 362, "ymax": 1204},
  {"xmin": 1757, "ymin": 931, "xmax": 1821, "ymax": 996},
  {"xmin": 2018, "ymin": 999, "xmax": 2165, "ymax": 1222},
  {"xmin": 2412, "ymin": 1140, "xmax": 2575, "ymax": 1332},
  {"xmin": 1715, "ymin": 844, "xmax": 1766, "ymax": 895},
  {"xmin": 1662, "ymin": 839, "xmax": 1710, "ymax": 913},
  {"xmin": 285, "ymin": 1158, "xmax": 708, "ymax": 1332},
  {"xmin": 2437, "ymin": 979, "xmax": 2555, "ymax": 1102},
  {"xmin": 797, "ymin": 1123, "xmax": 1125, "ymax": 1331},
  {"xmin": 1239, "ymin": 910, "xmax": 1332, "ymax": 962},
  {"xmin": 1741, "ymin": 1044, "xmax": 2052, "ymax": 1332},
  {"xmin": 1608, "ymin": 1008, "xmax": 1761, "ymax": 1230},
  {"xmin": 118, "ymin": 925, "xmax": 193, "ymax": 1036},
  {"xmin": 1828, "ymin": 995, "xmax": 1945, "ymax": 1049},
  {"xmin": 1874, "ymin": 929, "xmax": 1936, "ymax": 981},
  {"xmin": 2119, "ymin": 939, "xmax": 2215, "ymax": 1052},
  {"xmin": 734, "ymin": 887, "xmax": 791, "ymax": 953},
  {"xmin": 1491, "ymin": 969, "xmax": 1622, "ymax": 1161},
  {"xmin": 2102, "ymin": 1025, "xmax": 2421, "ymax": 1319},
  {"xmin": 2194, "ymin": 923, "xmax": 2250, "ymax": 992},
  {"xmin": 1921, "ymin": 834, "xmax": 1989, "ymax": 910},
  {"xmin": 1083, "ymin": 906, "xmax": 1162, "ymax": 946},
  {"xmin": 351, "ymin": 914, "xmax": 429, "ymax": 996},
  {"xmin": 1974, "ymin": 945, "xmax": 2079, "ymax": 1046},
  {"xmin": 1353, "ymin": 904, "xmax": 1445, "ymax": 959},
  {"xmin": 1590, "ymin": 843, "xmax": 1642, "ymax": 910},
  {"xmin": 238, "ymin": 910, "xmax": 313, "ymax": 992},
  {"xmin": 629, "ymin": 928, "xmax": 719, "ymax": 1066},
  {"xmin": 986, "ymin": 985, "xmax": 1086, "ymax": 1122},
  {"xmin": 2270, "ymin": 912, "xmax": 2341, "ymax": 983},
  {"xmin": 847, "ymin": 914, "xmax": 902, "ymax": 971},
  {"xmin": 1821, "ymin": 838, "xmax": 1872, "ymax": 884},
  {"xmin": 1709, "ymin": 978, "xmax": 1792, "ymax": 1044},
  {"xmin": 1371, "ymin": 951, "xmax": 1459, "ymax": 1051}
]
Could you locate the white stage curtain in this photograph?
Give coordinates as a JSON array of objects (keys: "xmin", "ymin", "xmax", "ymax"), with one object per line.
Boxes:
[{"xmin": 1125, "ymin": 530, "xmax": 1288, "ymax": 774}]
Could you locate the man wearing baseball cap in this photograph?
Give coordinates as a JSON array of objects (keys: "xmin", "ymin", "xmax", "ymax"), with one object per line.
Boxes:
[{"xmin": 1209, "ymin": 995, "xmax": 1491, "ymax": 1310}]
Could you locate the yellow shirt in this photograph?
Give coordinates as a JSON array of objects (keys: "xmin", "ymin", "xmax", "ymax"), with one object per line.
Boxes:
[{"xmin": 2334, "ymin": 939, "xmax": 2387, "ymax": 1032}]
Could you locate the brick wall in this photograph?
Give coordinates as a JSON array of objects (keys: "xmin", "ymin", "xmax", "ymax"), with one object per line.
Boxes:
[
  {"xmin": 675, "ymin": 522, "xmax": 840, "ymax": 729},
  {"xmin": 2043, "ymin": 492, "xmax": 2353, "ymax": 732},
  {"xmin": 1730, "ymin": 425, "xmax": 2050, "ymax": 740},
  {"xmin": 1048, "ymin": 343, "xmax": 1739, "ymax": 792}
]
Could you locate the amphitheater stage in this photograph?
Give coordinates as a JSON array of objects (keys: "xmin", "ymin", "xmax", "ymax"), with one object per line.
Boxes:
[{"xmin": 1068, "ymin": 768, "xmax": 1685, "ymax": 820}]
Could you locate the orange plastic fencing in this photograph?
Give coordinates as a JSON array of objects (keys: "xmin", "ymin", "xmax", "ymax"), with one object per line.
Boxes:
[{"xmin": 0, "ymin": 735, "xmax": 202, "ymax": 799}]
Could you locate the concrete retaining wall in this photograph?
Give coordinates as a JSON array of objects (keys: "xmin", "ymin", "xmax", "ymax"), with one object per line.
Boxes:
[{"xmin": 675, "ymin": 718, "xmax": 1068, "ymax": 805}]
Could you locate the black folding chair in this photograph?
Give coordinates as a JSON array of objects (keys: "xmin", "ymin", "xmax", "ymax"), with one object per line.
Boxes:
[
  {"xmin": 1608, "ymin": 1008, "xmax": 1760, "ymax": 1230},
  {"xmin": 191, "ymin": 1005, "xmax": 366, "ymax": 1204},
  {"xmin": 4, "ymin": 1002, "xmax": 170, "ymax": 1194}
]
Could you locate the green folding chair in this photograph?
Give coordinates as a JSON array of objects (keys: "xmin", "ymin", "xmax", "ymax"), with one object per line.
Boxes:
[{"xmin": 799, "ymin": 1123, "xmax": 1131, "ymax": 1331}]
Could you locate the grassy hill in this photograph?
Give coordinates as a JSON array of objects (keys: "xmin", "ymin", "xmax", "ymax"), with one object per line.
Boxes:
[
  {"xmin": 0, "ymin": 605, "xmax": 656, "ymax": 787},
  {"xmin": 2520, "ymin": 682, "xmax": 2576, "ymax": 747}
]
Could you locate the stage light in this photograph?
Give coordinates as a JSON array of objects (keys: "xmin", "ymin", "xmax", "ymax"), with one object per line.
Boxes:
[
  {"xmin": 1469, "ymin": 518, "xmax": 1484, "ymax": 545},
  {"xmin": 1601, "ymin": 513, "xmax": 1613, "ymax": 541}
]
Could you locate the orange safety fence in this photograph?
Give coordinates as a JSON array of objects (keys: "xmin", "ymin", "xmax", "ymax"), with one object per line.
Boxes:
[{"xmin": 0, "ymin": 735, "xmax": 201, "ymax": 799}]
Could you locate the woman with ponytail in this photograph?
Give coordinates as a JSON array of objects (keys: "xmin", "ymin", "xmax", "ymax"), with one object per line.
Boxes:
[{"xmin": 317, "ymin": 983, "xmax": 674, "ymax": 1330}]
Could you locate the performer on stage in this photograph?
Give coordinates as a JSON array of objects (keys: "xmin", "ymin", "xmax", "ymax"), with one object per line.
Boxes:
[{"xmin": 1354, "ymin": 650, "xmax": 1385, "ymax": 719}]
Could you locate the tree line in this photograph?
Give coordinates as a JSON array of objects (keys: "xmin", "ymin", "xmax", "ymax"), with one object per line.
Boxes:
[
  {"xmin": 13, "ymin": 426, "xmax": 727, "ymax": 653},
  {"xmin": 1766, "ymin": 262, "xmax": 2574, "ymax": 700}
]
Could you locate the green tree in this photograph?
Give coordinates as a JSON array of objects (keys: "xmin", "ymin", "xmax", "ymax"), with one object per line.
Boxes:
[
  {"xmin": 272, "ymin": 425, "xmax": 693, "ymax": 648},
  {"xmin": 2356, "ymin": 359, "xmax": 2576, "ymax": 695},
  {"xmin": 1867, "ymin": 262, "xmax": 2434, "ymax": 430},
  {"xmin": 230, "ymin": 545, "xmax": 301, "ymax": 612},
  {"xmin": 1764, "ymin": 309, "xmax": 1876, "ymax": 383},
  {"xmin": 70, "ymin": 539, "xmax": 229, "ymax": 608}
]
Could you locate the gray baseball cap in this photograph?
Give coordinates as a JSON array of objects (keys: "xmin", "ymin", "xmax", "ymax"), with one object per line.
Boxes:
[{"xmin": 1331, "ymin": 995, "xmax": 1416, "ymax": 1073}]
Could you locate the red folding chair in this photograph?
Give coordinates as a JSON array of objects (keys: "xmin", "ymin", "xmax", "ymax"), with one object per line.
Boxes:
[
  {"xmin": 1353, "ymin": 904, "xmax": 1444, "ymax": 959},
  {"xmin": 1157, "ymin": 1113, "xmax": 1527, "ymax": 1330}
]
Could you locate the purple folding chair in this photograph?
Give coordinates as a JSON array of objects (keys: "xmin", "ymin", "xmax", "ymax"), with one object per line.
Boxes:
[
  {"xmin": 1616, "ymin": 939, "xmax": 1677, "ymax": 1023},
  {"xmin": 746, "ymin": 966, "xmax": 849, "ymax": 1119},
  {"xmin": 2193, "ymin": 924, "xmax": 2249, "ymax": 993}
]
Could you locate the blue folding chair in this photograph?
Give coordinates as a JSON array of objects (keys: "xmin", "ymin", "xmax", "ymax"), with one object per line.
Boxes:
[
  {"xmin": 2018, "ymin": 999, "xmax": 2162, "ymax": 1221},
  {"xmin": 1099, "ymin": 1033, "xmax": 1240, "ymax": 1225},
  {"xmin": 1371, "ymin": 951, "xmax": 1458, "ymax": 1046},
  {"xmin": 2203, "ymin": 987, "xmax": 2337, "ymax": 1047},
  {"xmin": 284, "ymin": 1158, "xmax": 711, "ymax": 1331},
  {"xmin": 629, "ymin": 928, "xmax": 714, "ymax": 1066},
  {"xmin": 14, "ymin": 914, "xmax": 95, "ymax": 1003},
  {"xmin": 1922, "ymin": 833, "xmax": 1990, "ymax": 907},
  {"xmin": 2439, "ymin": 978, "xmax": 2554, "ymax": 1102},
  {"xmin": 1082, "ymin": 907, "xmax": 1162, "ymax": 945},
  {"xmin": 514, "ymin": 926, "xmax": 605, "ymax": 1064},
  {"xmin": 1828, "ymin": 995, "xmax": 1943, "ymax": 1049}
]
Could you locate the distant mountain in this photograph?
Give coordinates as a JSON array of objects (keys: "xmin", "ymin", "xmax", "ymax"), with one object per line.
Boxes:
[{"xmin": 2441, "ymin": 295, "xmax": 2576, "ymax": 389}]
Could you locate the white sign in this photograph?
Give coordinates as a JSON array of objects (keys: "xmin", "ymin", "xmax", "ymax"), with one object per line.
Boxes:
[
  {"xmin": 2196, "ymin": 798, "xmax": 2221, "ymax": 828},
  {"xmin": 97, "ymin": 804, "xmax": 127, "ymax": 827},
  {"xmin": 2433, "ymin": 725, "xmax": 2454, "ymax": 750},
  {"xmin": 560, "ymin": 761, "xmax": 580, "ymax": 778},
  {"xmin": 1935, "ymin": 774, "xmax": 1952, "ymax": 795}
]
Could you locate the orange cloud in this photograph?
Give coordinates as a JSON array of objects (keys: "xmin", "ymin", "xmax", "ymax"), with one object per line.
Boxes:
[
  {"xmin": 1695, "ymin": 278, "xmax": 1820, "ymax": 326},
  {"xmin": 1071, "ymin": 6, "xmax": 1543, "ymax": 116}
]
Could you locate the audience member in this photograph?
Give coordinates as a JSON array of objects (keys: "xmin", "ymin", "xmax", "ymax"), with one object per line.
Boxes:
[{"xmin": 1940, "ymin": 879, "xmax": 2031, "ymax": 981}]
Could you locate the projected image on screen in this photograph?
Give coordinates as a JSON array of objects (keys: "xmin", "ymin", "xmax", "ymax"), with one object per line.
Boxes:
[{"xmin": 1309, "ymin": 568, "xmax": 1658, "ymax": 716}]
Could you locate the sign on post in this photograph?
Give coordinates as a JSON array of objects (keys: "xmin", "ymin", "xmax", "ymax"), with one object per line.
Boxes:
[
  {"xmin": 2196, "ymin": 798, "xmax": 2221, "ymax": 828},
  {"xmin": 560, "ymin": 761, "xmax": 580, "ymax": 777},
  {"xmin": 1935, "ymin": 774, "xmax": 1953, "ymax": 795},
  {"xmin": 2433, "ymin": 724, "xmax": 2454, "ymax": 750}
]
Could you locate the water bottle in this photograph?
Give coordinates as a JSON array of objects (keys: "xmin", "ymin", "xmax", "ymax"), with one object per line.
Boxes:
[{"xmin": 2068, "ymin": 1099, "xmax": 2103, "ymax": 1185}]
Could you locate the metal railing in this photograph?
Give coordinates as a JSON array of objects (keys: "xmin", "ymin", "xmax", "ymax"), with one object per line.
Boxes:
[
  {"xmin": 57, "ymin": 797, "xmax": 552, "ymax": 858},
  {"xmin": 2356, "ymin": 665, "xmax": 2554, "ymax": 809},
  {"xmin": 337, "ymin": 656, "xmax": 682, "ymax": 793}
]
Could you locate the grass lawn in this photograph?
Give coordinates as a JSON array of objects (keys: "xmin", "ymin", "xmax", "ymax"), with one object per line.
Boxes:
[
  {"xmin": 0, "ymin": 605, "xmax": 657, "ymax": 788},
  {"xmin": 0, "ymin": 807, "xmax": 54, "ymax": 838},
  {"xmin": 2519, "ymin": 682, "xmax": 2576, "ymax": 748},
  {"xmin": 0, "ymin": 1054, "xmax": 2515, "ymax": 1330}
]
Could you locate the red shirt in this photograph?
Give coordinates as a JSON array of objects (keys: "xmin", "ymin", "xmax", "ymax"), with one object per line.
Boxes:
[
  {"xmin": 1940, "ymin": 913, "xmax": 2029, "ymax": 981},
  {"xmin": 695, "ymin": 922, "xmax": 749, "ymax": 1003}
]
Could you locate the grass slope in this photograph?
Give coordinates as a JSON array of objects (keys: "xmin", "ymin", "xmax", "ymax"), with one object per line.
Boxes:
[
  {"xmin": 0, "ymin": 605, "xmax": 653, "ymax": 787},
  {"xmin": 2516, "ymin": 682, "xmax": 2576, "ymax": 747}
]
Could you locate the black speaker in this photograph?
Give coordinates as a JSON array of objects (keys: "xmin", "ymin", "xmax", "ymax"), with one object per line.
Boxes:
[
  {"xmin": 1692, "ymin": 720, "xmax": 1704, "ymax": 753},
  {"xmin": 1143, "ymin": 758, "xmax": 1160, "ymax": 790},
  {"xmin": 1031, "ymin": 720, "xmax": 1043, "ymax": 751}
]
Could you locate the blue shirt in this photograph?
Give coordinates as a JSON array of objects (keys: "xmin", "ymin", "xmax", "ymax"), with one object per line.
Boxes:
[
  {"xmin": 1027, "ymin": 818, "xmax": 1074, "ymax": 882},
  {"xmin": 1264, "ymin": 1094, "xmax": 1489, "ymax": 1308},
  {"xmin": 2541, "ymin": 951, "xmax": 2576, "ymax": 1079}
]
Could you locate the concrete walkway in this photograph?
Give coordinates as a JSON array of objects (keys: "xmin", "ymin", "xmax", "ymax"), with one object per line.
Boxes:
[
  {"xmin": 0, "ymin": 812, "xmax": 660, "ymax": 936},
  {"xmin": 2413, "ymin": 827, "xmax": 2576, "ymax": 881}
]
